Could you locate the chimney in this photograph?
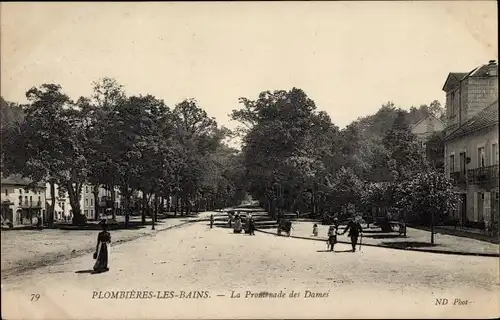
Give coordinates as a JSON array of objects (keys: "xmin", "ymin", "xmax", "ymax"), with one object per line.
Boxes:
[{"xmin": 487, "ymin": 60, "xmax": 497, "ymax": 76}]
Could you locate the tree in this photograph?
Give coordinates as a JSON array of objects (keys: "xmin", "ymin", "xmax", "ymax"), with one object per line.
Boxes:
[
  {"xmin": 172, "ymin": 99, "xmax": 219, "ymax": 215},
  {"xmin": 0, "ymin": 97, "xmax": 24, "ymax": 130},
  {"xmin": 425, "ymin": 131, "xmax": 445, "ymax": 170},
  {"xmin": 232, "ymin": 88, "xmax": 341, "ymax": 217},
  {"xmin": 382, "ymin": 123, "xmax": 427, "ymax": 182},
  {"xmin": 2, "ymin": 84, "xmax": 78, "ymax": 226},
  {"xmin": 83, "ymin": 78, "xmax": 128, "ymax": 220},
  {"xmin": 327, "ymin": 167, "xmax": 364, "ymax": 216},
  {"xmin": 395, "ymin": 170, "xmax": 460, "ymax": 244}
]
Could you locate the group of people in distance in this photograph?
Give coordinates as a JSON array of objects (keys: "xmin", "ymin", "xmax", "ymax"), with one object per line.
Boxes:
[
  {"xmin": 209, "ymin": 213, "xmax": 255, "ymax": 235},
  {"xmin": 314, "ymin": 217, "xmax": 363, "ymax": 253}
]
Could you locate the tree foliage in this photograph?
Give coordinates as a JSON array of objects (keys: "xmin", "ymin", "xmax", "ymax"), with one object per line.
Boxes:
[{"xmin": 2, "ymin": 80, "xmax": 245, "ymax": 227}]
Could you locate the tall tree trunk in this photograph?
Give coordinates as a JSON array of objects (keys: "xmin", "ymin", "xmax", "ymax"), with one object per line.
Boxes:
[
  {"xmin": 122, "ymin": 185, "xmax": 131, "ymax": 228},
  {"xmin": 160, "ymin": 196, "xmax": 165, "ymax": 215},
  {"xmin": 110, "ymin": 185, "xmax": 116, "ymax": 220},
  {"xmin": 48, "ymin": 181, "xmax": 56, "ymax": 227},
  {"xmin": 68, "ymin": 181, "xmax": 85, "ymax": 225},
  {"xmin": 141, "ymin": 190, "xmax": 147, "ymax": 225},
  {"xmin": 174, "ymin": 193, "xmax": 178, "ymax": 216},
  {"xmin": 92, "ymin": 184, "xmax": 100, "ymax": 220},
  {"xmin": 154, "ymin": 195, "xmax": 159, "ymax": 222},
  {"xmin": 166, "ymin": 193, "xmax": 171, "ymax": 214},
  {"xmin": 179, "ymin": 196, "xmax": 184, "ymax": 215},
  {"xmin": 186, "ymin": 197, "xmax": 191, "ymax": 215}
]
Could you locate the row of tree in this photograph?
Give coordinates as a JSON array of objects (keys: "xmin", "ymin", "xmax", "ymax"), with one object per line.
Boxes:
[
  {"xmin": 230, "ymin": 88, "xmax": 459, "ymax": 227},
  {"xmin": 2, "ymin": 82, "xmax": 459, "ymax": 229},
  {"xmin": 1, "ymin": 79, "xmax": 247, "ymax": 226}
]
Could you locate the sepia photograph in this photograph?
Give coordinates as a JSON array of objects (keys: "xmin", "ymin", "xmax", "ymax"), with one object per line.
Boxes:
[{"xmin": 1, "ymin": 1, "xmax": 499, "ymax": 319}]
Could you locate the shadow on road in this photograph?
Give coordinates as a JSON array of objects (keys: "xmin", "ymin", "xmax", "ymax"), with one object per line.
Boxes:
[
  {"xmin": 334, "ymin": 249, "xmax": 353, "ymax": 253},
  {"xmin": 75, "ymin": 269, "xmax": 110, "ymax": 275},
  {"xmin": 75, "ymin": 270, "xmax": 95, "ymax": 274},
  {"xmin": 382, "ymin": 241, "xmax": 438, "ymax": 249},
  {"xmin": 364, "ymin": 234, "xmax": 402, "ymax": 239},
  {"xmin": 362, "ymin": 229, "xmax": 388, "ymax": 234}
]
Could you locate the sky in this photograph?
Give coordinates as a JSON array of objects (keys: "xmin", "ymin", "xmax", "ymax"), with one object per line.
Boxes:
[{"xmin": 1, "ymin": 1, "xmax": 498, "ymax": 132}]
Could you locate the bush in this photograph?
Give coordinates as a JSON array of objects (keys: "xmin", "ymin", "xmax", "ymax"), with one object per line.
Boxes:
[{"xmin": 440, "ymin": 215, "xmax": 459, "ymax": 227}]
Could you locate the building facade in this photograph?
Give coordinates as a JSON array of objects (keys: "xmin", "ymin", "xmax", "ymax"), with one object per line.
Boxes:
[
  {"xmin": 80, "ymin": 184, "xmax": 123, "ymax": 220},
  {"xmin": 1, "ymin": 174, "xmax": 47, "ymax": 226},
  {"xmin": 442, "ymin": 60, "xmax": 499, "ymax": 230},
  {"xmin": 45, "ymin": 183, "xmax": 72, "ymax": 221},
  {"xmin": 410, "ymin": 113, "xmax": 445, "ymax": 150},
  {"xmin": 44, "ymin": 183, "xmax": 123, "ymax": 221}
]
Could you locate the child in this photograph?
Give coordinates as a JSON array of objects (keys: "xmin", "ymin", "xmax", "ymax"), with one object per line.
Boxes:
[
  {"xmin": 312, "ymin": 223, "xmax": 318, "ymax": 237},
  {"xmin": 327, "ymin": 220, "xmax": 339, "ymax": 252}
]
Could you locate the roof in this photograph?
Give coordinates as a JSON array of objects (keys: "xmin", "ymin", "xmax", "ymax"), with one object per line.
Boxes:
[
  {"xmin": 445, "ymin": 100, "xmax": 499, "ymax": 141},
  {"xmin": 409, "ymin": 113, "xmax": 445, "ymax": 131},
  {"xmin": 442, "ymin": 62, "xmax": 498, "ymax": 92},
  {"xmin": 442, "ymin": 73, "xmax": 468, "ymax": 92},
  {"xmin": 0, "ymin": 174, "xmax": 46, "ymax": 188}
]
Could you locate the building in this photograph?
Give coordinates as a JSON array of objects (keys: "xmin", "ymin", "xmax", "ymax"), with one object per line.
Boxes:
[
  {"xmin": 410, "ymin": 113, "xmax": 446, "ymax": 149},
  {"xmin": 1, "ymin": 174, "xmax": 47, "ymax": 226},
  {"xmin": 442, "ymin": 60, "xmax": 499, "ymax": 229},
  {"xmin": 80, "ymin": 184, "xmax": 123, "ymax": 220},
  {"xmin": 44, "ymin": 183, "xmax": 72, "ymax": 221},
  {"xmin": 44, "ymin": 183, "xmax": 123, "ymax": 222}
]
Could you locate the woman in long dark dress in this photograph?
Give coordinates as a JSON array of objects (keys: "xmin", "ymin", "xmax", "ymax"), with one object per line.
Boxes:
[{"xmin": 93, "ymin": 221, "xmax": 111, "ymax": 272}]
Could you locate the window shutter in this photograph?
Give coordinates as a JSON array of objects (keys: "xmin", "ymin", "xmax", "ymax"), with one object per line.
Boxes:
[
  {"xmin": 473, "ymin": 192, "xmax": 478, "ymax": 221},
  {"xmin": 484, "ymin": 192, "xmax": 491, "ymax": 222}
]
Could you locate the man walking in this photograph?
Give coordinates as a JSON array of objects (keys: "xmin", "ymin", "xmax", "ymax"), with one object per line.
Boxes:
[
  {"xmin": 342, "ymin": 217, "xmax": 363, "ymax": 252},
  {"xmin": 210, "ymin": 214, "xmax": 214, "ymax": 229}
]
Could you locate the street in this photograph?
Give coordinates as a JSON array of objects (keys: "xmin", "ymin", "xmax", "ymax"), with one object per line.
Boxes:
[{"xmin": 2, "ymin": 220, "xmax": 499, "ymax": 319}]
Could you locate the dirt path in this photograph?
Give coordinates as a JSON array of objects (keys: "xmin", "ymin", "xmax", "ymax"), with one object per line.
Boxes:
[{"xmin": 2, "ymin": 221, "xmax": 499, "ymax": 319}]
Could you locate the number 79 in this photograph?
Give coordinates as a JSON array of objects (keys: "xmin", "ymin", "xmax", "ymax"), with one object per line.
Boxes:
[{"xmin": 31, "ymin": 294, "xmax": 40, "ymax": 301}]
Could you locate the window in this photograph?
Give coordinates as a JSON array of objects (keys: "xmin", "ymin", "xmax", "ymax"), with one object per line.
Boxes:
[
  {"xmin": 90, "ymin": 209, "xmax": 94, "ymax": 217},
  {"xmin": 459, "ymin": 152, "xmax": 466, "ymax": 174},
  {"xmin": 449, "ymin": 154, "xmax": 455, "ymax": 173},
  {"xmin": 4, "ymin": 189, "xmax": 7, "ymax": 196},
  {"xmin": 38, "ymin": 196, "xmax": 41, "ymax": 203},
  {"xmin": 84, "ymin": 210, "xmax": 89, "ymax": 217},
  {"xmin": 29, "ymin": 196, "xmax": 32, "ymax": 202},
  {"xmin": 90, "ymin": 198, "xmax": 93, "ymax": 206},
  {"xmin": 85, "ymin": 199, "xmax": 89, "ymax": 207},
  {"xmin": 478, "ymin": 147, "xmax": 485, "ymax": 167},
  {"xmin": 492, "ymin": 143, "xmax": 499, "ymax": 165},
  {"xmin": 20, "ymin": 189, "xmax": 23, "ymax": 194},
  {"xmin": 85, "ymin": 186, "xmax": 89, "ymax": 193},
  {"xmin": 477, "ymin": 192, "xmax": 484, "ymax": 221}
]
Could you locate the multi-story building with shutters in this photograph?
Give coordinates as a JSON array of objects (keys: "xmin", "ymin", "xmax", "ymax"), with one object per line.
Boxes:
[
  {"xmin": 442, "ymin": 60, "xmax": 499, "ymax": 231},
  {"xmin": 1, "ymin": 174, "xmax": 47, "ymax": 226}
]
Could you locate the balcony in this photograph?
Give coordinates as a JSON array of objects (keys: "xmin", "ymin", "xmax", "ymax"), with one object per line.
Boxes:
[
  {"xmin": 450, "ymin": 171, "xmax": 467, "ymax": 187},
  {"xmin": 20, "ymin": 201, "xmax": 43, "ymax": 209},
  {"xmin": 468, "ymin": 165, "xmax": 499, "ymax": 187}
]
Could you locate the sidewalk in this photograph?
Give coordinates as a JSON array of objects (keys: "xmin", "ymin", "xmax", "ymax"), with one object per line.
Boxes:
[
  {"xmin": 1, "ymin": 212, "xmax": 211, "ymax": 278},
  {"xmin": 259, "ymin": 221, "xmax": 499, "ymax": 257}
]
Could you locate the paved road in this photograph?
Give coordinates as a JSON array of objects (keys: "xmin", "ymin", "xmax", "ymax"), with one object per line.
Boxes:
[
  {"xmin": 2, "ymin": 221, "xmax": 499, "ymax": 319},
  {"xmin": 1, "ymin": 212, "xmax": 212, "ymax": 277}
]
